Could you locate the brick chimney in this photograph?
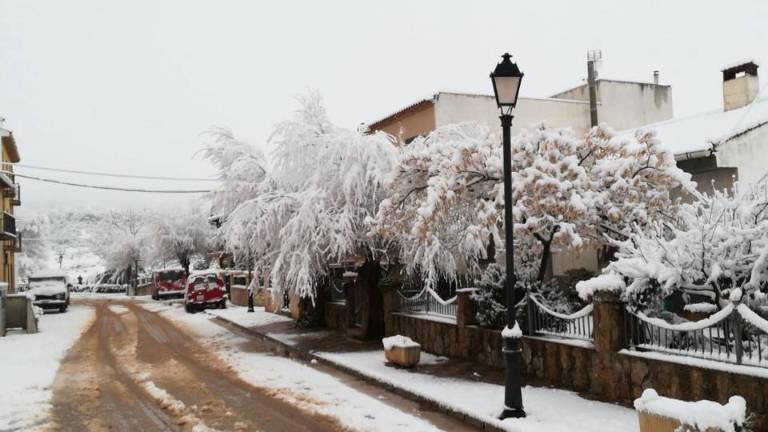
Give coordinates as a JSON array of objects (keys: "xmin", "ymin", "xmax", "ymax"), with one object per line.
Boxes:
[{"xmin": 722, "ymin": 60, "xmax": 759, "ymax": 111}]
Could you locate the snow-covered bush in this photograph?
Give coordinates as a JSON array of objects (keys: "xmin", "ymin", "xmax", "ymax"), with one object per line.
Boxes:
[
  {"xmin": 375, "ymin": 122, "xmax": 691, "ymax": 294},
  {"xmin": 581, "ymin": 185, "xmax": 768, "ymax": 312},
  {"xmin": 205, "ymin": 93, "xmax": 397, "ymax": 302}
]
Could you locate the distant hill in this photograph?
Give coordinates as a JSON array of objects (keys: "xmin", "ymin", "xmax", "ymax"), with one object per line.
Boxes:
[{"xmin": 16, "ymin": 207, "xmax": 106, "ymax": 283}]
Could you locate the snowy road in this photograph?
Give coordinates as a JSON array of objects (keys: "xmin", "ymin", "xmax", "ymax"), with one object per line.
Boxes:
[
  {"xmin": 45, "ymin": 300, "xmax": 344, "ymax": 431},
  {"xmin": 38, "ymin": 299, "xmax": 471, "ymax": 432}
]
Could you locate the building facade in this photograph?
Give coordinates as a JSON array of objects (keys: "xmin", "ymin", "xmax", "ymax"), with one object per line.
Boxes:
[{"xmin": 0, "ymin": 124, "xmax": 21, "ymax": 293}]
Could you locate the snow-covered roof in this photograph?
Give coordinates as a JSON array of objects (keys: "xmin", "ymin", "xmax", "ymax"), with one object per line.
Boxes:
[
  {"xmin": 29, "ymin": 269, "xmax": 68, "ymax": 279},
  {"xmin": 629, "ymin": 98, "xmax": 768, "ymax": 156}
]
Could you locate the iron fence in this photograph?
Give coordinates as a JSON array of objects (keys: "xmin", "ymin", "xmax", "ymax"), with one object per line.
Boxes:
[
  {"xmin": 398, "ymin": 288, "xmax": 457, "ymax": 319},
  {"xmin": 527, "ymin": 294, "xmax": 594, "ymax": 341},
  {"xmin": 624, "ymin": 301, "xmax": 768, "ymax": 367}
]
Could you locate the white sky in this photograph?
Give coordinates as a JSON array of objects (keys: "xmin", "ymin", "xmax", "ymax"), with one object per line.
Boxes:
[{"xmin": 1, "ymin": 0, "xmax": 767, "ymax": 211}]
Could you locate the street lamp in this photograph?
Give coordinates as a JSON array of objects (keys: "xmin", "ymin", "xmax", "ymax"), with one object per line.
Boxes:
[{"xmin": 490, "ymin": 52, "xmax": 526, "ymax": 420}]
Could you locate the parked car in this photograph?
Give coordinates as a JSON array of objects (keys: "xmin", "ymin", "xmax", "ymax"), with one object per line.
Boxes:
[
  {"xmin": 184, "ymin": 270, "xmax": 226, "ymax": 313},
  {"xmin": 151, "ymin": 269, "xmax": 186, "ymax": 300},
  {"xmin": 27, "ymin": 270, "xmax": 70, "ymax": 312}
]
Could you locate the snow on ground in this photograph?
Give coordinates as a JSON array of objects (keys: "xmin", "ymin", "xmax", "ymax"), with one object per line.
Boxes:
[
  {"xmin": 206, "ymin": 306, "xmax": 292, "ymax": 327},
  {"xmin": 0, "ymin": 305, "xmax": 95, "ymax": 431},
  {"xmin": 107, "ymin": 304, "xmax": 130, "ymax": 315},
  {"xmin": 146, "ymin": 303, "xmax": 443, "ymax": 432},
  {"xmin": 315, "ymin": 350, "xmax": 639, "ymax": 432},
  {"xmin": 70, "ymin": 292, "xmax": 136, "ymax": 300},
  {"xmin": 206, "ymin": 306, "xmax": 335, "ymax": 346}
]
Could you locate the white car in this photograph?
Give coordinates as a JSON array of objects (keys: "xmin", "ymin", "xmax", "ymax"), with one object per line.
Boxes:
[{"xmin": 28, "ymin": 270, "xmax": 70, "ymax": 312}]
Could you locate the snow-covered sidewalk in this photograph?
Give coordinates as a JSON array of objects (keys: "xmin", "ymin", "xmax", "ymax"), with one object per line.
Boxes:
[
  {"xmin": 0, "ymin": 305, "xmax": 95, "ymax": 431},
  {"xmin": 317, "ymin": 350, "xmax": 638, "ymax": 432},
  {"xmin": 214, "ymin": 305, "xmax": 640, "ymax": 432}
]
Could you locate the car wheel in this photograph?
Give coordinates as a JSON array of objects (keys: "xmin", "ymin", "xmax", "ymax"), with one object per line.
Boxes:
[
  {"xmin": 184, "ymin": 304, "xmax": 192, "ymax": 313},
  {"xmin": 59, "ymin": 306, "xmax": 67, "ymax": 313},
  {"xmin": 220, "ymin": 300, "xmax": 227, "ymax": 309}
]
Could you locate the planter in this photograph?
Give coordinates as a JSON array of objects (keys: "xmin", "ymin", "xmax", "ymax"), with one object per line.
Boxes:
[
  {"xmin": 638, "ymin": 412, "xmax": 722, "ymax": 432},
  {"xmin": 382, "ymin": 335, "xmax": 421, "ymax": 368},
  {"xmin": 634, "ymin": 389, "xmax": 745, "ymax": 432}
]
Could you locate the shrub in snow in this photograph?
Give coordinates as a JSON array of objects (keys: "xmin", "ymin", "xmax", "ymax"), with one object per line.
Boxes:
[
  {"xmin": 375, "ymin": 122, "xmax": 690, "ymax": 297},
  {"xmin": 634, "ymin": 389, "xmax": 747, "ymax": 432}
]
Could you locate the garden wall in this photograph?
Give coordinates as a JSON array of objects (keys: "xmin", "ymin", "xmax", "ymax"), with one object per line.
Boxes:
[
  {"xmin": 229, "ymin": 286, "xmax": 248, "ymax": 306},
  {"xmin": 385, "ymin": 291, "xmax": 768, "ymax": 429}
]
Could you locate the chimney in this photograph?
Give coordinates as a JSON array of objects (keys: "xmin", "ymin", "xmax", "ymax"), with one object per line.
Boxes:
[
  {"xmin": 653, "ymin": 70, "xmax": 659, "ymax": 85},
  {"xmin": 722, "ymin": 60, "xmax": 759, "ymax": 111}
]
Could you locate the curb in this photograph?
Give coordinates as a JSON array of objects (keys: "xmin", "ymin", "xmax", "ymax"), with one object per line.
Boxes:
[{"xmin": 211, "ymin": 314, "xmax": 507, "ymax": 432}]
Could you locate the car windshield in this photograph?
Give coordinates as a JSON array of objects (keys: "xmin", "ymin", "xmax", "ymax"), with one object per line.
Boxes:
[
  {"xmin": 192, "ymin": 275, "xmax": 217, "ymax": 285},
  {"xmin": 159, "ymin": 271, "xmax": 183, "ymax": 282},
  {"xmin": 29, "ymin": 278, "xmax": 66, "ymax": 291}
]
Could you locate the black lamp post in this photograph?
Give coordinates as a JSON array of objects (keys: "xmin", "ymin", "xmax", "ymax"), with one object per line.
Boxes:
[{"xmin": 490, "ymin": 52, "xmax": 526, "ymax": 420}]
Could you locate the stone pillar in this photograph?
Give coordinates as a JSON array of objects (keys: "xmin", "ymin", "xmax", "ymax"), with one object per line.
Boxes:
[
  {"xmin": 456, "ymin": 289, "xmax": 475, "ymax": 328},
  {"xmin": 382, "ymin": 289, "xmax": 398, "ymax": 337},
  {"xmin": 456, "ymin": 289, "xmax": 476, "ymax": 359},
  {"xmin": 593, "ymin": 290, "xmax": 625, "ymax": 354},
  {"xmin": 289, "ymin": 291, "xmax": 301, "ymax": 320},
  {"xmin": 590, "ymin": 290, "xmax": 630, "ymax": 401}
]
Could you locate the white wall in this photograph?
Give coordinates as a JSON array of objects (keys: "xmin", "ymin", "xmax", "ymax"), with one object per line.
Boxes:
[
  {"xmin": 551, "ymin": 80, "xmax": 673, "ymax": 130},
  {"xmin": 716, "ymin": 125, "xmax": 768, "ymax": 187},
  {"xmin": 433, "ymin": 92, "xmax": 592, "ymax": 136}
]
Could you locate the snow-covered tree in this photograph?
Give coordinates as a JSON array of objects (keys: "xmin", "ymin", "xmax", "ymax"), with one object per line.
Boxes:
[
  {"xmin": 375, "ymin": 122, "xmax": 692, "ymax": 291},
  {"xmin": 578, "ymin": 185, "xmax": 768, "ymax": 311},
  {"xmin": 15, "ymin": 211, "xmax": 51, "ymax": 279},
  {"xmin": 201, "ymin": 127, "xmax": 269, "ymax": 221},
  {"xmin": 91, "ymin": 209, "xmax": 151, "ymax": 282},
  {"xmin": 152, "ymin": 209, "xmax": 211, "ymax": 275},
  {"xmin": 206, "ymin": 93, "xmax": 396, "ymax": 305}
]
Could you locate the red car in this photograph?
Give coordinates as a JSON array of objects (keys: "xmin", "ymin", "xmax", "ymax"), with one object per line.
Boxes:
[
  {"xmin": 151, "ymin": 269, "xmax": 187, "ymax": 300},
  {"xmin": 184, "ymin": 271, "xmax": 227, "ymax": 313}
]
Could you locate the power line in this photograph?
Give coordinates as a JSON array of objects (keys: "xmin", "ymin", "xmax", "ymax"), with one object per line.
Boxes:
[
  {"xmin": 12, "ymin": 163, "xmax": 219, "ymax": 182},
  {"xmin": 2, "ymin": 171, "xmax": 213, "ymax": 194}
]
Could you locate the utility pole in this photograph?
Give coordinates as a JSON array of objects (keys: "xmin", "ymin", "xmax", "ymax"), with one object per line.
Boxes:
[{"xmin": 587, "ymin": 50, "xmax": 601, "ymax": 127}]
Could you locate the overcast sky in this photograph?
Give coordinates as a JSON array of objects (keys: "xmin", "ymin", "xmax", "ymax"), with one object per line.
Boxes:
[{"xmin": 1, "ymin": 0, "xmax": 766, "ymax": 212}]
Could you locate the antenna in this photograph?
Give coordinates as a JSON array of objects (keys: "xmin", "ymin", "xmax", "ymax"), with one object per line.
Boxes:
[{"xmin": 587, "ymin": 50, "xmax": 602, "ymax": 77}]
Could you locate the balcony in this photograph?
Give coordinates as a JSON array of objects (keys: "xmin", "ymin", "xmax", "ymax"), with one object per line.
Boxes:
[
  {"xmin": 4, "ymin": 232, "xmax": 21, "ymax": 253},
  {"xmin": 11, "ymin": 184, "xmax": 20, "ymax": 206},
  {"xmin": 0, "ymin": 212, "xmax": 16, "ymax": 240}
]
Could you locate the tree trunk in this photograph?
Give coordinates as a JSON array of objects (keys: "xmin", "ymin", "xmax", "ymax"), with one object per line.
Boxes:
[
  {"xmin": 357, "ymin": 259, "xmax": 384, "ymax": 340},
  {"xmin": 537, "ymin": 240, "xmax": 552, "ymax": 283},
  {"xmin": 180, "ymin": 255, "xmax": 190, "ymax": 276}
]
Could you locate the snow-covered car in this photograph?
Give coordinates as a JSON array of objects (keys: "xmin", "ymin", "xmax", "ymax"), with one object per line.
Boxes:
[
  {"xmin": 184, "ymin": 271, "xmax": 226, "ymax": 313},
  {"xmin": 27, "ymin": 270, "xmax": 70, "ymax": 312},
  {"xmin": 151, "ymin": 269, "xmax": 186, "ymax": 300}
]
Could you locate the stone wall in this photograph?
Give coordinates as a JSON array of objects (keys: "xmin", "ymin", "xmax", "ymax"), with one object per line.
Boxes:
[{"xmin": 385, "ymin": 290, "xmax": 768, "ymax": 429}]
